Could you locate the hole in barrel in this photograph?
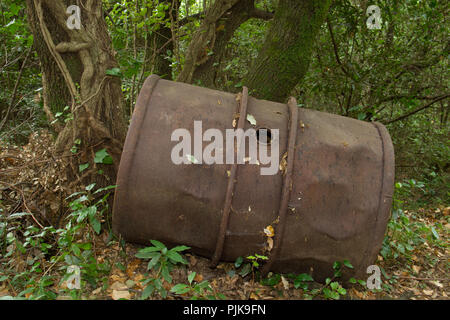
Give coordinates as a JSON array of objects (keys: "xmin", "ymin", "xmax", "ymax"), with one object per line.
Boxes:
[{"xmin": 256, "ymin": 128, "xmax": 272, "ymax": 145}]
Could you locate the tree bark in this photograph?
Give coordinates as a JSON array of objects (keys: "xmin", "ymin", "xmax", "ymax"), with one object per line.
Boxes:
[
  {"xmin": 26, "ymin": 0, "xmax": 127, "ymax": 187},
  {"xmin": 148, "ymin": 0, "xmax": 180, "ymax": 80},
  {"xmin": 192, "ymin": 0, "xmax": 273, "ymax": 88},
  {"xmin": 177, "ymin": 0, "xmax": 241, "ymax": 83},
  {"xmin": 244, "ymin": 0, "xmax": 332, "ymax": 102}
]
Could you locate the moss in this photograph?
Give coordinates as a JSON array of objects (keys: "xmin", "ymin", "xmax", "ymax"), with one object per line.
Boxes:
[{"xmin": 244, "ymin": 0, "xmax": 332, "ymax": 102}]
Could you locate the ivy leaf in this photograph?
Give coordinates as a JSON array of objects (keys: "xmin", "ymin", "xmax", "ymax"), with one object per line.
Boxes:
[
  {"xmin": 94, "ymin": 149, "xmax": 113, "ymax": 164},
  {"xmin": 235, "ymin": 256, "xmax": 244, "ymax": 268},
  {"xmin": 343, "ymin": 260, "xmax": 354, "ymax": 269},
  {"xmin": 79, "ymin": 163, "xmax": 89, "ymax": 172},
  {"xmin": 106, "ymin": 67, "xmax": 122, "ymax": 77}
]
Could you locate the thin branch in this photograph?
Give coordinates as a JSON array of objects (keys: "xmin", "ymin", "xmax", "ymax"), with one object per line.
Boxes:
[
  {"xmin": 384, "ymin": 94, "xmax": 449, "ymax": 124},
  {"xmin": 0, "ymin": 47, "xmax": 32, "ymax": 132},
  {"xmin": 249, "ymin": 8, "xmax": 274, "ymax": 20}
]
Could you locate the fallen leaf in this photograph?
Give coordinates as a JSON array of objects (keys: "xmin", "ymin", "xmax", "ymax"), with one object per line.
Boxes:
[
  {"xmin": 423, "ymin": 289, "xmax": 433, "ymax": 296},
  {"xmin": 412, "ymin": 265, "xmax": 421, "ymax": 274},
  {"xmin": 110, "ymin": 281, "xmax": 128, "ymax": 291},
  {"xmin": 111, "ymin": 289, "xmax": 131, "ymax": 300},
  {"xmin": 186, "ymin": 154, "xmax": 200, "ymax": 164},
  {"xmin": 249, "ymin": 292, "xmax": 259, "ymax": 300},
  {"xmin": 264, "ymin": 225, "xmax": 275, "ymax": 238},
  {"xmin": 92, "ymin": 287, "xmax": 102, "ymax": 295},
  {"xmin": 281, "ymin": 276, "xmax": 289, "ymax": 290},
  {"xmin": 246, "ymin": 114, "xmax": 257, "ymax": 126},
  {"xmin": 189, "ymin": 255, "xmax": 198, "ymax": 267},
  {"xmin": 429, "ymin": 281, "xmax": 443, "ymax": 288},
  {"xmin": 126, "ymin": 259, "xmax": 141, "ymax": 277},
  {"xmin": 266, "ymin": 237, "xmax": 273, "ymax": 251},
  {"xmin": 194, "ymin": 274, "xmax": 204, "ymax": 283}
]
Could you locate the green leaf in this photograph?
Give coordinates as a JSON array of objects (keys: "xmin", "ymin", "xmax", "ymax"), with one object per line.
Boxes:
[
  {"xmin": 150, "ymin": 240, "xmax": 166, "ymax": 250},
  {"xmin": 431, "ymin": 226, "xmax": 440, "ymax": 240},
  {"xmin": 235, "ymin": 256, "xmax": 244, "ymax": 268},
  {"xmin": 93, "ymin": 185, "xmax": 117, "ymax": 194},
  {"xmin": 85, "ymin": 183, "xmax": 96, "ymax": 191},
  {"xmin": 94, "ymin": 149, "xmax": 113, "ymax": 165},
  {"xmin": 141, "ymin": 284, "xmax": 155, "ymax": 300},
  {"xmin": 147, "ymin": 254, "xmax": 161, "ymax": 270},
  {"xmin": 79, "ymin": 163, "xmax": 89, "ymax": 172},
  {"xmin": 135, "ymin": 250, "xmax": 160, "ymax": 260},
  {"xmin": 343, "ymin": 260, "xmax": 354, "ymax": 269},
  {"xmin": 296, "ymin": 273, "xmax": 314, "ymax": 282},
  {"xmin": 90, "ymin": 217, "xmax": 101, "ymax": 234},
  {"xmin": 161, "ymin": 266, "xmax": 172, "ymax": 283},
  {"xmin": 188, "ymin": 272, "xmax": 196, "ymax": 284},
  {"xmin": 330, "ymin": 282, "xmax": 339, "ymax": 290},
  {"xmin": 171, "ymin": 245, "xmax": 190, "ymax": 252},
  {"xmin": 333, "ymin": 261, "xmax": 341, "ymax": 270},
  {"xmin": 170, "ymin": 284, "xmax": 190, "ymax": 294},
  {"xmin": 239, "ymin": 263, "xmax": 252, "ymax": 277},
  {"xmin": 337, "ymin": 287, "xmax": 347, "ymax": 295},
  {"xmin": 167, "ymin": 250, "xmax": 187, "ymax": 265},
  {"xmin": 106, "ymin": 67, "xmax": 122, "ymax": 77}
]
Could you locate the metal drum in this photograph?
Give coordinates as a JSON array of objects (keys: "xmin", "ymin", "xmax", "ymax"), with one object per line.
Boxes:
[{"xmin": 113, "ymin": 75, "xmax": 395, "ymax": 281}]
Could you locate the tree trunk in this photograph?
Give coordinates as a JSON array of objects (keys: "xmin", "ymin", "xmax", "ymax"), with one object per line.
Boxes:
[
  {"xmin": 244, "ymin": 0, "xmax": 332, "ymax": 102},
  {"xmin": 177, "ymin": 0, "xmax": 241, "ymax": 83},
  {"xmin": 192, "ymin": 0, "xmax": 273, "ymax": 88},
  {"xmin": 26, "ymin": 0, "xmax": 127, "ymax": 187},
  {"xmin": 148, "ymin": 0, "xmax": 180, "ymax": 80}
]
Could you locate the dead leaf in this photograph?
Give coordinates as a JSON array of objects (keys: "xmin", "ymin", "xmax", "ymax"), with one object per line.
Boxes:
[
  {"xmin": 442, "ymin": 207, "xmax": 449, "ymax": 216},
  {"xmin": 189, "ymin": 255, "xmax": 198, "ymax": 267},
  {"xmin": 412, "ymin": 265, "xmax": 421, "ymax": 274},
  {"xmin": 249, "ymin": 292, "xmax": 259, "ymax": 300},
  {"xmin": 281, "ymin": 276, "xmax": 289, "ymax": 290},
  {"xmin": 264, "ymin": 225, "xmax": 275, "ymax": 238},
  {"xmin": 423, "ymin": 289, "xmax": 433, "ymax": 296},
  {"xmin": 246, "ymin": 114, "xmax": 257, "ymax": 126},
  {"xmin": 111, "ymin": 289, "xmax": 131, "ymax": 300},
  {"xmin": 429, "ymin": 281, "xmax": 443, "ymax": 288},
  {"xmin": 110, "ymin": 281, "xmax": 128, "ymax": 291},
  {"xmin": 126, "ymin": 259, "xmax": 141, "ymax": 277},
  {"xmin": 194, "ymin": 274, "xmax": 204, "ymax": 283},
  {"xmin": 279, "ymin": 152, "xmax": 288, "ymax": 175},
  {"xmin": 266, "ymin": 237, "xmax": 273, "ymax": 251},
  {"xmin": 92, "ymin": 287, "xmax": 102, "ymax": 295}
]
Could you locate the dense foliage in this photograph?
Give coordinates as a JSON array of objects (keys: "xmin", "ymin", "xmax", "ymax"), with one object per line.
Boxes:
[{"xmin": 0, "ymin": 0, "xmax": 448, "ymax": 300}]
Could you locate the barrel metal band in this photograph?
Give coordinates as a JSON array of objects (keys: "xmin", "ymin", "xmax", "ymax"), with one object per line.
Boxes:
[
  {"xmin": 211, "ymin": 87, "xmax": 250, "ymax": 266},
  {"xmin": 261, "ymin": 97, "xmax": 299, "ymax": 276}
]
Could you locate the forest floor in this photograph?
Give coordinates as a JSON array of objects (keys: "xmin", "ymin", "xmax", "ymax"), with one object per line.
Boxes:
[{"xmin": 0, "ymin": 131, "xmax": 448, "ymax": 300}]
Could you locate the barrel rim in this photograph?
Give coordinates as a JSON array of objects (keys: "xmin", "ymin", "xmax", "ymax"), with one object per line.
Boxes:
[
  {"xmin": 112, "ymin": 75, "xmax": 161, "ymax": 235},
  {"xmin": 359, "ymin": 122, "xmax": 395, "ymax": 274}
]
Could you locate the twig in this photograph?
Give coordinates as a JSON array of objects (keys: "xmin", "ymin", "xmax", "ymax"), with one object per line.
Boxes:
[
  {"xmin": 384, "ymin": 94, "xmax": 449, "ymax": 124},
  {"xmin": 2, "ymin": 182, "xmax": 44, "ymax": 229}
]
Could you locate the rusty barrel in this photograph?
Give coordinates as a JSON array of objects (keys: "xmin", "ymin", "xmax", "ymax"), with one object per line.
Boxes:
[{"xmin": 113, "ymin": 75, "xmax": 395, "ymax": 281}]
